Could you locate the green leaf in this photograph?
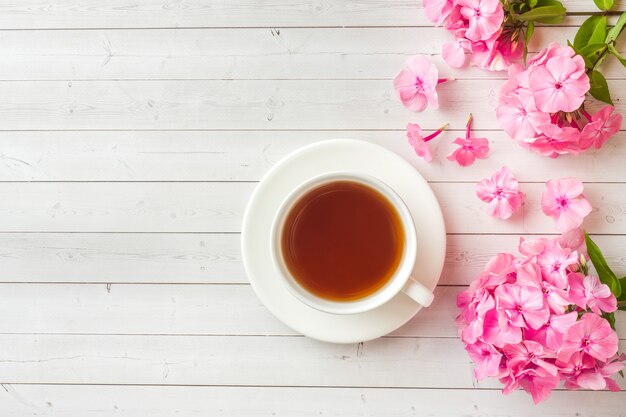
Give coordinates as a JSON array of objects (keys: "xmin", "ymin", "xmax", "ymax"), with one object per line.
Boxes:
[
  {"xmin": 529, "ymin": 0, "xmax": 538, "ymax": 7},
  {"xmin": 590, "ymin": 17, "xmax": 609, "ymax": 44},
  {"xmin": 585, "ymin": 231, "xmax": 621, "ymax": 296},
  {"xmin": 535, "ymin": 0, "xmax": 563, "ymax": 6},
  {"xmin": 589, "ymin": 70, "xmax": 614, "ymax": 105},
  {"xmin": 608, "ymin": 43, "xmax": 626, "ymax": 67},
  {"xmin": 535, "ymin": 14, "xmax": 566, "ymax": 24},
  {"xmin": 594, "ymin": 0, "xmax": 614, "ymax": 11},
  {"xmin": 606, "ymin": 11, "xmax": 626, "ymax": 43},
  {"xmin": 524, "ymin": 21, "xmax": 535, "ymax": 62},
  {"xmin": 574, "ymin": 16, "xmax": 607, "ymax": 50},
  {"xmin": 517, "ymin": 5, "xmax": 566, "ymax": 22},
  {"xmin": 618, "ymin": 277, "xmax": 626, "ymax": 301},
  {"xmin": 580, "ymin": 42, "xmax": 607, "ymax": 58}
]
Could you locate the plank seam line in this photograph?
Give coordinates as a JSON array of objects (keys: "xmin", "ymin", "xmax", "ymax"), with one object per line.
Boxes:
[
  {"xmin": 0, "ymin": 128, "xmax": 624, "ymax": 132},
  {"xmin": 0, "ymin": 180, "xmax": 622, "ymax": 184},
  {"xmin": 0, "ymin": 232, "xmax": 621, "ymax": 236},
  {"xmin": 0, "ymin": 22, "xmax": 603, "ymax": 31},
  {"xmin": 0, "ymin": 382, "xmax": 616, "ymax": 391}
]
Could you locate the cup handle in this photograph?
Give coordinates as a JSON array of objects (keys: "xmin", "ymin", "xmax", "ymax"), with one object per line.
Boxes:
[{"xmin": 401, "ymin": 277, "xmax": 434, "ymax": 307}]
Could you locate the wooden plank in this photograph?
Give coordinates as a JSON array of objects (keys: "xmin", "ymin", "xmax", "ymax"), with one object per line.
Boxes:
[
  {"xmin": 1, "ymin": 283, "xmax": 624, "ymax": 338},
  {"xmin": 0, "ymin": 334, "xmax": 625, "ymax": 388},
  {"xmin": 2, "ymin": 26, "xmax": 625, "ymax": 80},
  {"xmin": 0, "ymin": 283, "xmax": 456, "ymax": 337},
  {"xmin": 0, "ymin": 233, "xmax": 243, "ymax": 284},
  {"xmin": 0, "ymin": 182, "xmax": 622, "ymax": 234},
  {"xmin": 0, "ymin": 182, "xmax": 253, "ymax": 233},
  {"xmin": 0, "ymin": 79, "xmax": 623, "ymax": 130},
  {"xmin": 0, "ymin": 385, "xmax": 625, "ymax": 417},
  {"xmin": 0, "ymin": 283, "xmax": 296, "ymax": 336},
  {"xmin": 0, "ymin": 233, "xmax": 624, "ymax": 284},
  {"xmin": 0, "ymin": 1, "xmax": 620, "ymax": 29},
  {"xmin": 1, "ymin": 130, "xmax": 624, "ymax": 183},
  {"xmin": 0, "ymin": 334, "xmax": 475, "ymax": 387}
]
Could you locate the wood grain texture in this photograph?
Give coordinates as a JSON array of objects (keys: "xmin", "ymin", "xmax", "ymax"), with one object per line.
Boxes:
[
  {"xmin": 1, "ymin": 26, "xmax": 625, "ymax": 80},
  {"xmin": 0, "ymin": 182, "xmax": 621, "ymax": 234},
  {"xmin": 0, "ymin": 79, "xmax": 622, "ymax": 130},
  {"xmin": 0, "ymin": 385, "xmax": 625, "ymax": 417},
  {"xmin": 0, "ymin": 233, "xmax": 242, "ymax": 283},
  {"xmin": 2, "ymin": 0, "xmax": 626, "ymax": 413},
  {"xmin": 1, "ymin": 283, "xmax": 624, "ymax": 338},
  {"xmin": 0, "ymin": 233, "xmax": 624, "ymax": 284},
  {"xmin": 0, "ymin": 130, "xmax": 623, "ymax": 182},
  {"xmin": 0, "ymin": 333, "xmax": 625, "ymax": 389},
  {"xmin": 0, "ymin": 1, "xmax": 620, "ymax": 29}
]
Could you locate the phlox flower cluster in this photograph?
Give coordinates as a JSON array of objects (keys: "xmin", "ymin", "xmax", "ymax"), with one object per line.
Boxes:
[
  {"xmin": 457, "ymin": 231, "xmax": 624, "ymax": 403},
  {"xmin": 497, "ymin": 43, "xmax": 622, "ymax": 157},
  {"xmin": 423, "ymin": 0, "xmax": 522, "ymax": 71}
]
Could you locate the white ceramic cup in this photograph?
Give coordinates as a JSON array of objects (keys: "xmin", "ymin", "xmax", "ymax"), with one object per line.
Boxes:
[{"xmin": 270, "ymin": 172, "xmax": 434, "ymax": 315}]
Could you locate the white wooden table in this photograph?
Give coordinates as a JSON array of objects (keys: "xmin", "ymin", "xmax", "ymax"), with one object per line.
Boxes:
[{"xmin": 1, "ymin": 1, "xmax": 626, "ymax": 415}]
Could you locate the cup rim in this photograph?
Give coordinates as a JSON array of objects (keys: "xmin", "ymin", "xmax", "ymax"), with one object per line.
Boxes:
[{"xmin": 270, "ymin": 171, "xmax": 417, "ymax": 315}]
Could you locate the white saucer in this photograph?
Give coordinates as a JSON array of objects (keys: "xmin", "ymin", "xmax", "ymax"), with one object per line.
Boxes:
[{"xmin": 241, "ymin": 139, "xmax": 446, "ymax": 343}]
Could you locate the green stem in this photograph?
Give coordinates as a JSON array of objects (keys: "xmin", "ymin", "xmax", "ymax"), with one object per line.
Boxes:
[{"xmin": 587, "ymin": 45, "xmax": 611, "ymax": 74}]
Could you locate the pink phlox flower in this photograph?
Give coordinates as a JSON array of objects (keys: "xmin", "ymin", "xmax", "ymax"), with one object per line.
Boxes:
[
  {"xmin": 536, "ymin": 239, "xmax": 578, "ymax": 289},
  {"xmin": 541, "ymin": 177, "xmax": 593, "ymax": 233},
  {"xmin": 495, "ymin": 283, "xmax": 549, "ymax": 330},
  {"xmin": 466, "ymin": 340, "xmax": 503, "ymax": 380},
  {"xmin": 525, "ymin": 312, "xmax": 577, "ymax": 351},
  {"xmin": 558, "ymin": 313, "xmax": 619, "ymax": 363},
  {"xmin": 501, "ymin": 341, "xmax": 560, "ymax": 404},
  {"xmin": 516, "ymin": 367, "xmax": 561, "ymax": 404},
  {"xmin": 467, "ymin": 30, "xmax": 499, "ymax": 69},
  {"xmin": 529, "ymin": 55, "xmax": 589, "ymax": 113},
  {"xmin": 442, "ymin": 30, "xmax": 472, "ymax": 68},
  {"xmin": 482, "ymin": 308, "xmax": 522, "ymax": 348},
  {"xmin": 457, "ymin": 287, "xmax": 495, "ymax": 344},
  {"xmin": 568, "ymin": 272, "xmax": 617, "ymax": 315},
  {"xmin": 444, "ymin": 5, "xmax": 468, "ymax": 32},
  {"xmin": 406, "ymin": 122, "xmax": 448, "ymax": 162},
  {"xmin": 562, "ymin": 354, "xmax": 625, "ymax": 391},
  {"xmin": 496, "ymin": 90, "xmax": 550, "ymax": 140},
  {"xmin": 518, "ymin": 238, "xmax": 549, "ymax": 263},
  {"xmin": 458, "ymin": 0, "xmax": 504, "ymax": 41},
  {"xmin": 593, "ymin": 354, "xmax": 626, "ymax": 392},
  {"xmin": 483, "ymin": 252, "xmax": 516, "ymax": 282},
  {"xmin": 394, "ymin": 55, "xmax": 442, "ymax": 112},
  {"xmin": 422, "ymin": 0, "xmax": 454, "ymax": 25},
  {"xmin": 504, "ymin": 340, "xmax": 558, "ymax": 377},
  {"xmin": 448, "ymin": 114, "xmax": 490, "ymax": 167},
  {"xmin": 577, "ymin": 364, "xmax": 622, "ymax": 391},
  {"xmin": 527, "ymin": 42, "xmax": 575, "ymax": 68},
  {"xmin": 516, "ymin": 263, "xmax": 570, "ymax": 313},
  {"xmin": 579, "ymin": 106, "xmax": 622, "ymax": 150},
  {"xmin": 500, "ymin": 65, "xmax": 530, "ymax": 96},
  {"xmin": 475, "ymin": 166, "xmax": 523, "ymax": 220},
  {"xmin": 473, "ymin": 253, "xmax": 516, "ymax": 294},
  {"xmin": 518, "ymin": 237, "xmax": 548, "ymax": 259},
  {"xmin": 526, "ymin": 124, "xmax": 580, "ymax": 159},
  {"xmin": 556, "ymin": 227, "xmax": 586, "ymax": 256}
]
